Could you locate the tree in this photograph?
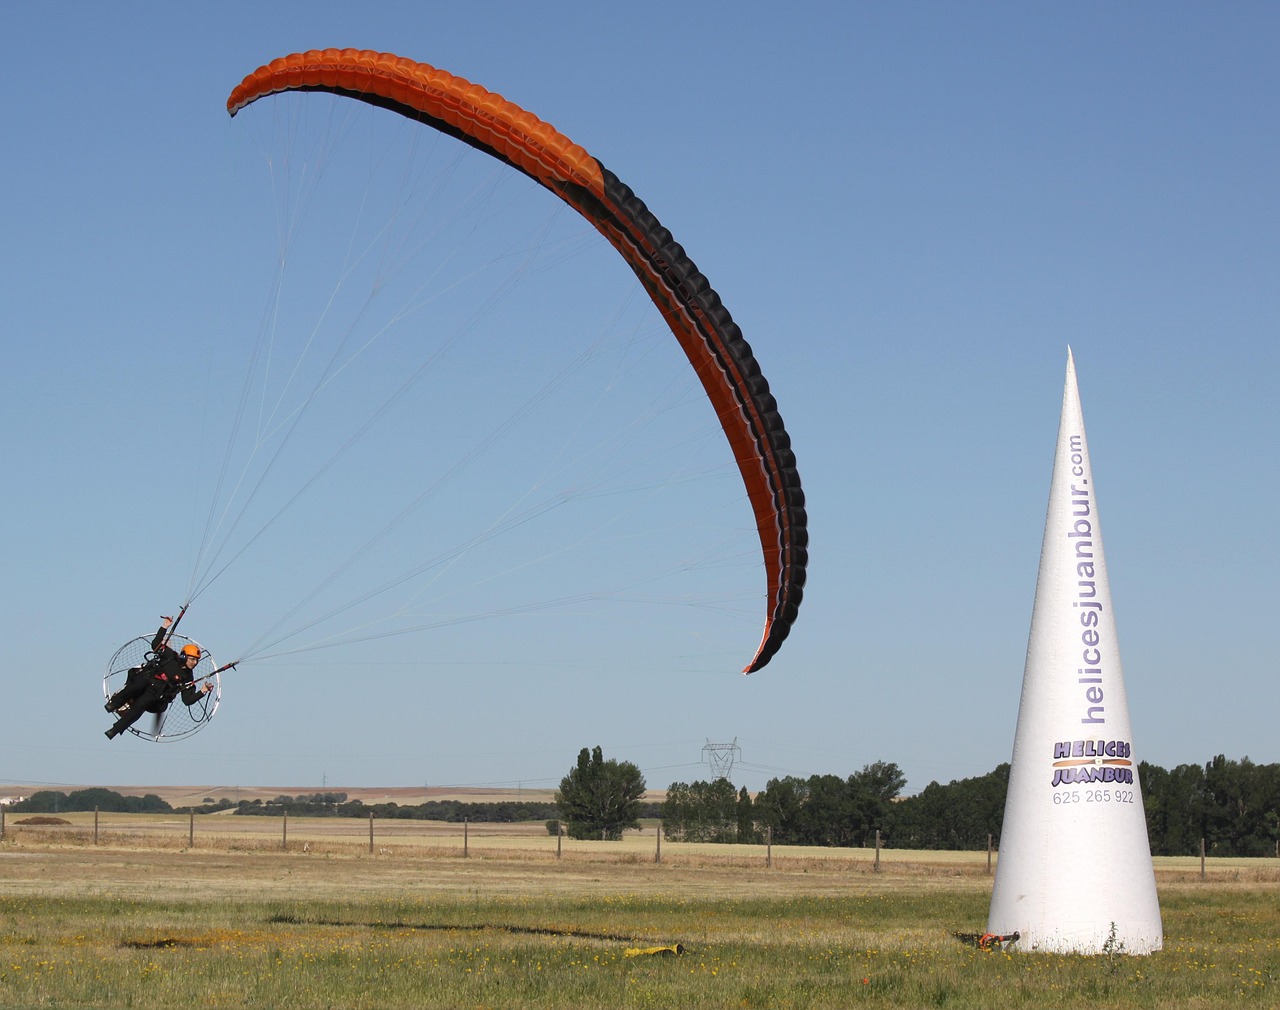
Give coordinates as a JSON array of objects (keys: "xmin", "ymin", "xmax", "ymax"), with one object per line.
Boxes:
[
  {"xmin": 846, "ymin": 761, "xmax": 907, "ymax": 847},
  {"xmin": 1201, "ymin": 755, "xmax": 1280, "ymax": 857},
  {"xmin": 885, "ymin": 763, "xmax": 1006, "ymax": 850},
  {"xmin": 737, "ymin": 785, "xmax": 759, "ymax": 843},
  {"xmin": 754, "ymin": 776, "xmax": 809, "ymax": 844},
  {"xmin": 1141, "ymin": 760, "xmax": 1204, "ymax": 856},
  {"xmin": 660, "ymin": 782, "xmax": 694, "ymax": 841},
  {"xmin": 752, "ymin": 764, "xmax": 907, "ymax": 849},
  {"xmin": 555, "ymin": 746, "xmax": 646, "ymax": 840},
  {"xmin": 660, "ymin": 779, "xmax": 740, "ymax": 842},
  {"xmin": 796, "ymin": 774, "xmax": 853, "ymax": 846}
]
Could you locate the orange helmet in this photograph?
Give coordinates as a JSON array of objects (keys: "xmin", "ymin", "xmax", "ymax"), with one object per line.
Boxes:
[{"xmin": 181, "ymin": 643, "xmax": 202, "ymax": 659}]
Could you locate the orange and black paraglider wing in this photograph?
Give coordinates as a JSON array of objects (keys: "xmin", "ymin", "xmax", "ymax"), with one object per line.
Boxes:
[{"xmin": 228, "ymin": 49, "xmax": 806, "ymax": 672}]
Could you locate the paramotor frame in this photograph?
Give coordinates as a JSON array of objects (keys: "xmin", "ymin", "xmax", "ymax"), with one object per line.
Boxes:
[{"xmin": 103, "ymin": 634, "xmax": 222, "ymax": 742}]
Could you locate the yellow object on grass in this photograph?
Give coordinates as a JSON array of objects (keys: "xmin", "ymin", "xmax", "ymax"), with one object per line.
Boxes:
[{"xmin": 624, "ymin": 943, "xmax": 684, "ymax": 957}]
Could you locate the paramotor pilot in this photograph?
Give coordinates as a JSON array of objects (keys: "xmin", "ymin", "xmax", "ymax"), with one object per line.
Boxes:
[{"xmin": 105, "ymin": 616, "xmax": 212, "ymax": 740}]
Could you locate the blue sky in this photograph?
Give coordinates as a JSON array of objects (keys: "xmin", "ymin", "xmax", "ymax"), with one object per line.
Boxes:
[{"xmin": 2, "ymin": 3, "xmax": 1275, "ymax": 797}]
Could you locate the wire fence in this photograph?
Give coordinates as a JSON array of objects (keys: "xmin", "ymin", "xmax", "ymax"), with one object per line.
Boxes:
[
  {"xmin": 3, "ymin": 807, "xmax": 1277, "ymax": 882},
  {"xmin": 0, "ymin": 808, "xmax": 1007, "ymax": 875}
]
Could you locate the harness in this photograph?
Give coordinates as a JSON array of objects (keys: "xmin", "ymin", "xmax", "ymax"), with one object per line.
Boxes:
[{"xmin": 139, "ymin": 652, "xmax": 170, "ymax": 683}]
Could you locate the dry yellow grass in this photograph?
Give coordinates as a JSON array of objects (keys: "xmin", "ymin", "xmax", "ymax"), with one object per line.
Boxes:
[{"xmin": 5, "ymin": 811, "xmax": 1276, "ymax": 897}]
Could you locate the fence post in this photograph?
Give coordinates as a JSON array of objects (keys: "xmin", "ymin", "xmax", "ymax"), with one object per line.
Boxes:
[
  {"xmin": 1200, "ymin": 837, "xmax": 1206, "ymax": 881},
  {"xmin": 463, "ymin": 817, "xmax": 469, "ymax": 858},
  {"xmin": 556, "ymin": 825, "xmax": 562, "ymax": 860},
  {"xmin": 282, "ymin": 810, "xmax": 288, "ymax": 851},
  {"xmin": 189, "ymin": 811, "xmax": 195, "ymax": 849},
  {"xmin": 369, "ymin": 812, "xmax": 375, "ymax": 854},
  {"xmin": 874, "ymin": 829, "xmax": 881, "ymax": 872},
  {"xmin": 94, "ymin": 807, "xmax": 99, "ymax": 846},
  {"xmin": 0, "ymin": 803, "xmax": 5, "ymax": 840},
  {"xmin": 766, "ymin": 825, "xmax": 772, "ymax": 868},
  {"xmin": 655, "ymin": 824, "xmax": 662, "ymax": 864},
  {"xmin": 987, "ymin": 833, "xmax": 993, "ymax": 875}
]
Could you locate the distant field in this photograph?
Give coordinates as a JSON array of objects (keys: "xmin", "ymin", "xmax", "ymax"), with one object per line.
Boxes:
[{"xmin": 0, "ymin": 782, "xmax": 567, "ymax": 806}]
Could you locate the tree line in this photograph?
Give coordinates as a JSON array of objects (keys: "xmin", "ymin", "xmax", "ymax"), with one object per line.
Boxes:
[
  {"xmin": 10, "ymin": 789, "xmax": 572, "ymax": 824},
  {"xmin": 230, "ymin": 793, "xmax": 580, "ymax": 823},
  {"xmin": 661, "ymin": 761, "xmax": 912, "ymax": 847},
  {"xmin": 8, "ymin": 787, "xmax": 172, "ymax": 815},
  {"xmin": 1142, "ymin": 755, "xmax": 1280, "ymax": 857},
  {"xmin": 9, "ymin": 752, "xmax": 1277, "ymax": 858},
  {"xmin": 661, "ymin": 755, "xmax": 1280, "ymax": 858}
]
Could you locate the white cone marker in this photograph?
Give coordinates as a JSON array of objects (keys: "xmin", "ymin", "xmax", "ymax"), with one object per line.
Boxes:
[{"xmin": 987, "ymin": 348, "xmax": 1163, "ymax": 954}]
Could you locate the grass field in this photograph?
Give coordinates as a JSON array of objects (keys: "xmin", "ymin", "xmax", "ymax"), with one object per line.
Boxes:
[{"xmin": 2, "ymin": 814, "xmax": 1278, "ymax": 1008}]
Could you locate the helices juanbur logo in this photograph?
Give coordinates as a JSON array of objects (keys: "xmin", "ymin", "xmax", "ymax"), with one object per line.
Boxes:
[{"xmin": 1050, "ymin": 739, "xmax": 1134, "ymax": 787}]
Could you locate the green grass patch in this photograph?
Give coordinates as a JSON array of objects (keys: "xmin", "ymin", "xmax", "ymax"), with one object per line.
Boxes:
[
  {"xmin": 1, "ymin": 826, "xmax": 1277, "ymax": 1008},
  {"xmin": 1, "ymin": 887, "xmax": 1278, "ymax": 1007}
]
